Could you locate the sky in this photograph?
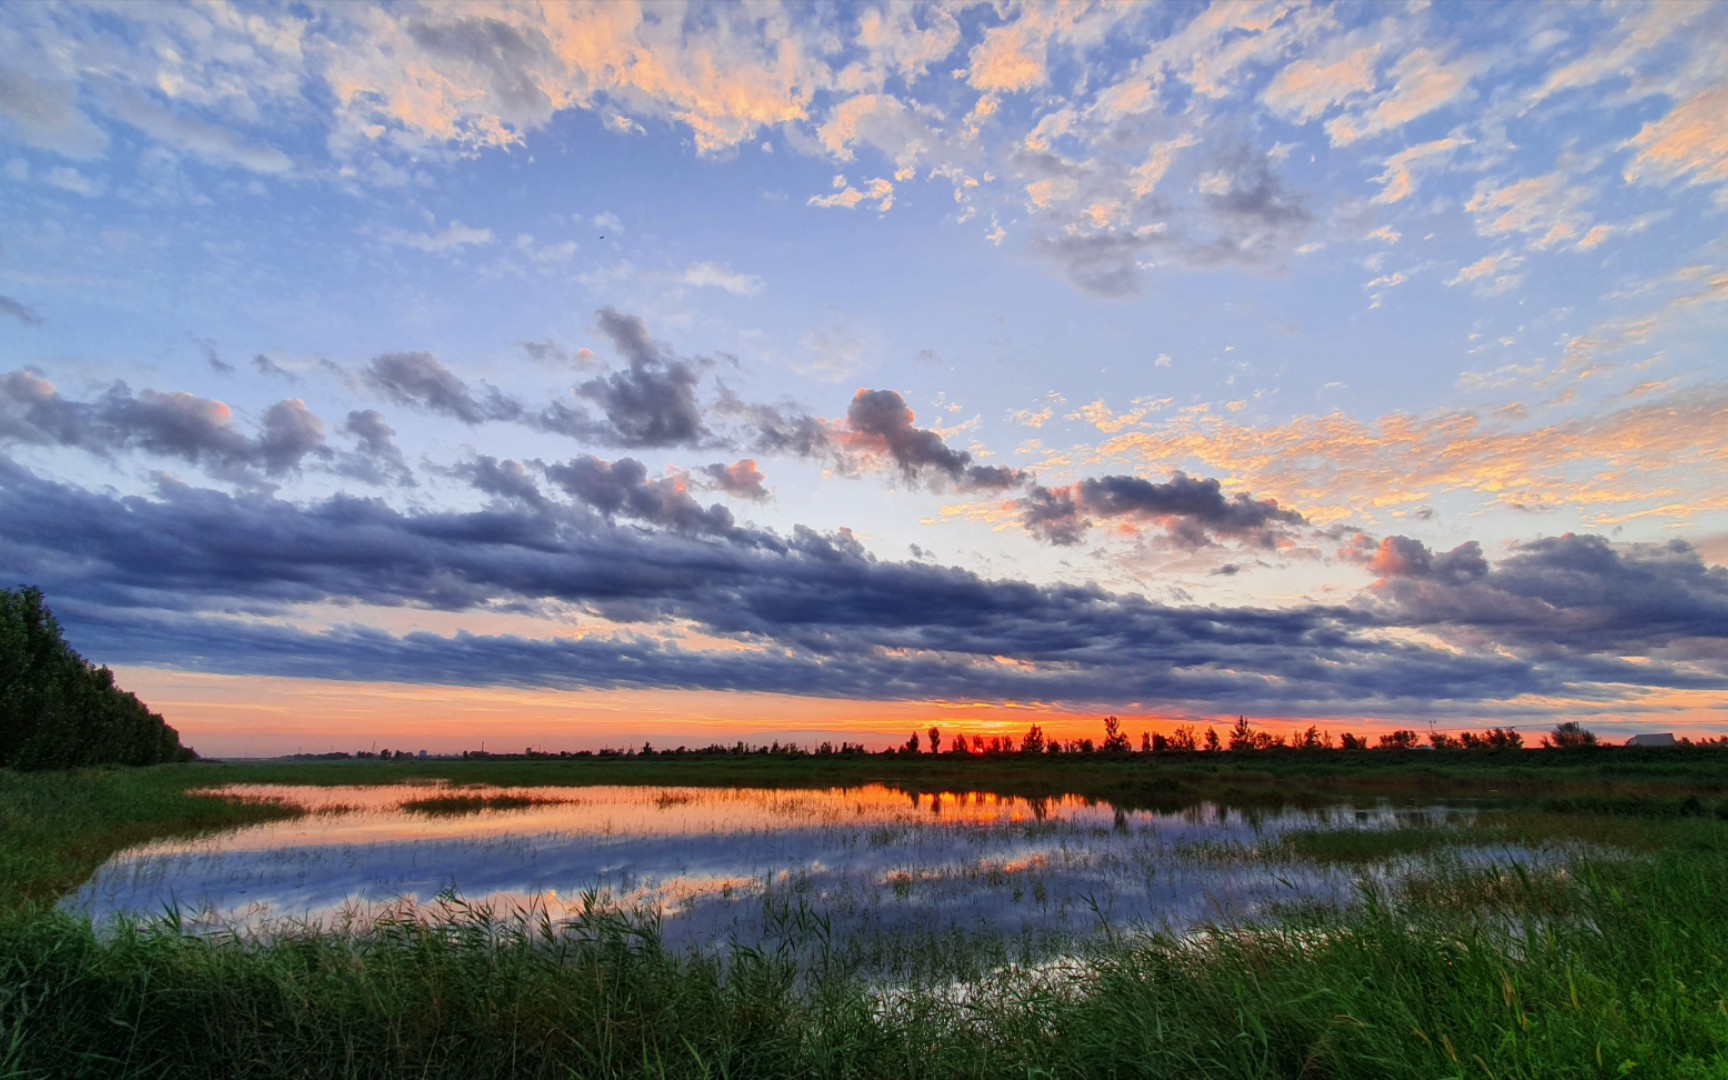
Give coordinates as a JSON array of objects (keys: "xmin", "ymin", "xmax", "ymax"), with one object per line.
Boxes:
[{"xmin": 2, "ymin": 0, "xmax": 1726, "ymax": 756}]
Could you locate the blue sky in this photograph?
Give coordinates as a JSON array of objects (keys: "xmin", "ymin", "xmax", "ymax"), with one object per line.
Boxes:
[{"xmin": 2, "ymin": 1, "xmax": 1726, "ymax": 754}]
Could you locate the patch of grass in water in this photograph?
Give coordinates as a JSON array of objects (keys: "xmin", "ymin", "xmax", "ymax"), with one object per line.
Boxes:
[
  {"xmin": 1281, "ymin": 823, "xmax": 1461, "ymax": 864},
  {"xmin": 398, "ymin": 793, "xmax": 570, "ymax": 816}
]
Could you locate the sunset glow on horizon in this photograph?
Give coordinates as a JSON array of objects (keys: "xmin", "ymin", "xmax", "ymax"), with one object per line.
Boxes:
[{"xmin": 3, "ymin": 1, "xmax": 1726, "ymax": 755}]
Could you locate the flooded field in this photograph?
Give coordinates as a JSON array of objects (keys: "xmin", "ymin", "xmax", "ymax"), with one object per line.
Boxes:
[{"xmin": 66, "ymin": 782, "xmax": 1510, "ymax": 977}]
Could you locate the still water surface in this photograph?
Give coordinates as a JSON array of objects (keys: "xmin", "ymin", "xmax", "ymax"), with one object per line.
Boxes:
[{"xmin": 70, "ymin": 783, "xmax": 1477, "ymax": 968}]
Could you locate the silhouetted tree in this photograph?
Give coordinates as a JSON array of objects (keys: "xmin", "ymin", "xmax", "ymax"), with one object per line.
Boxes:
[
  {"xmin": 1203, "ymin": 727, "xmax": 1221, "ymax": 752},
  {"xmin": 1101, "ymin": 715, "xmax": 1131, "ymax": 754},
  {"xmin": 903, "ymin": 731, "xmax": 921, "ymax": 754},
  {"xmin": 926, "ymin": 726, "xmax": 941, "ymax": 755},
  {"xmin": 1168, "ymin": 725, "xmax": 1198, "ymax": 752},
  {"xmin": 1228, "ymin": 715, "xmax": 1256, "ymax": 751},
  {"xmin": 1, "ymin": 586, "xmax": 194, "ymax": 769},
  {"xmin": 1429, "ymin": 732, "xmax": 1458, "ymax": 750},
  {"xmin": 1339, "ymin": 732, "xmax": 1368, "ymax": 750},
  {"xmin": 1020, "ymin": 724, "xmax": 1046, "ymax": 754},
  {"xmin": 1377, "ymin": 730, "xmax": 1420, "ymax": 750},
  {"xmin": 1545, "ymin": 721, "xmax": 1599, "ymax": 750}
]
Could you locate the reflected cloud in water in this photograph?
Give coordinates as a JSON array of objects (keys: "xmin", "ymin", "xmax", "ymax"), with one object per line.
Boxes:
[{"xmin": 68, "ymin": 784, "xmax": 1489, "ymax": 968}]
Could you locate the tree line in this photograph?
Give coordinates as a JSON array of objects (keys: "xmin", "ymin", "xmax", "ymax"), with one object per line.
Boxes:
[{"xmin": 0, "ymin": 586, "xmax": 195, "ymax": 769}]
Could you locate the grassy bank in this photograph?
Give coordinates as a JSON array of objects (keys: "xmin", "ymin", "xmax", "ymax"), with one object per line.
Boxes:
[{"xmin": 4, "ymin": 756, "xmax": 1727, "ymax": 1077}]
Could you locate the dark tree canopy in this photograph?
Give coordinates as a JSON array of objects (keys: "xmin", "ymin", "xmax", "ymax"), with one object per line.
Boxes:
[{"xmin": 1, "ymin": 586, "xmax": 195, "ymax": 769}]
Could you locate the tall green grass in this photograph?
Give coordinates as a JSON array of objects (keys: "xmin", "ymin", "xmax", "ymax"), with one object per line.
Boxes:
[{"xmin": 5, "ymin": 762, "xmax": 1727, "ymax": 1077}]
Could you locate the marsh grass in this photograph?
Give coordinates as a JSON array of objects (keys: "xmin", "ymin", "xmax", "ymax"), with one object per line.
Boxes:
[
  {"xmin": 6, "ymin": 759, "xmax": 1728, "ymax": 1077},
  {"xmin": 4, "ymin": 823, "xmax": 1726, "ymax": 1078},
  {"xmin": 0, "ymin": 766, "xmax": 299, "ymax": 907},
  {"xmin": 397, "ymin": 793, "xmax": 571, "ymax": 816}
]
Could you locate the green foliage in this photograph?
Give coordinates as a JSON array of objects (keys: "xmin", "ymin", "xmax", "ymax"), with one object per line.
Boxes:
[{"xmin": 0, "ymin": 587, "xmax": 193, "ymax": 770}]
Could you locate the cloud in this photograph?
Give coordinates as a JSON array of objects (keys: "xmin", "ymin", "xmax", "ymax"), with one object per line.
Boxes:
[
  {"xmin": 842, "ymin": 389, "xmax": 1022, "ymax": 492},
  {"xmin": 1020, "ymin": 472, "xmax": 1305, "ymax": 548},
  {"xmin": 325, "ymin": 3, "xmax": 825, "ymax": 157},
  {"xmin": 682, "ymin": 261, "xmax": 763, "ymax": 295},
  {"xmin": 363, "ymin": 351, "xmax": 518, "ymax": 425},
  {"xmin": 1464, "ymin": 172, "xmax": 1599, "ymax": 250},
  {"xmin": 1262, "ymin": 44, "xmax": 1381, "ymax": 124},
  {"xmin": 0, "ymin": 64, "xmax": 108, "ymax": 158},
  {"xmin": 1364, "ymin": 533, "xmax": 1728, "ymax": 662},
  {"xmin": 550, "ymin": 307, "xmax": 710, "ymax": 448},
  {"xmin": 0, "ymin": 370, "xmax": 327, "ymax": 479},
  {"xmin": 379, "ymin": 219, "xmax": 495, "ymax": 253},
  {"xmin": 337, "ymin": 409, "xmax": 414, "ymax": 487},
  {"xmin": 1527, "ymin": 3, "xmax": 1707, "ymax": 106},
  {"xmin": 252, "ymin": 354, "xmax": 293, "ymax": 380},
  {"xmin": 545, "ymin": 455, "xmax": 746, "ymax": 540},
  {"xmin": 519, "ymin": 340, "xmax": 598, "ymax": 368},
  {"xmin": 808, "ymin": 174, "xmax": 895, "ymax": 212},
  {"xmin": 701, "ymin": 459, "xmax": 769, "ymax": 501},
  {"xmin": 101, "ymin": 87, "xmax": 293, "ymax": 174},
  {"xmin": 1324, "ymin": 48, "xmax": 1478, "ymax": 146},
  {"xmin": 2, "ymin": 458, "xmax": 1611, "ymax": 715},
  {"xmin": 1625, "ymin": 85, "xmax": 1728, "ymax": 205},
  {"xmin": 1371, "ymin": 136, "xmax": 1468, "ymax": 204},
  {"xmin": 1096, "ymin": 385, "xmax": 1728, "ymax": 527},
  {"xmin": 0, "ymin": 296, "xmax": 43, "ymax": 327},
  {"xmin": 453, "ymin": 454, "xmax": 549, "ymax": 509}
]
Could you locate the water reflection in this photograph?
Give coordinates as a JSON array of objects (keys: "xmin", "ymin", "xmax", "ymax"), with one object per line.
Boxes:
[{"xmin": 69, "ymin": 783, "xmax": 1479, "ymax": 972}]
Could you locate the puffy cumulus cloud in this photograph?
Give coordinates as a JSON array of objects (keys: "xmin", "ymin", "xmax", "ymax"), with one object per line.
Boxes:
[
  {"xmin": 337, "ymin": 409, "xmax": 414, "ymax": 487},
  {"xmin": 1352, "ymin": 535, "xmax": 1489, "ymax": 585},
  {"xmin": 842, "ymin": 389, "xmax": 1023, "ymax": 492},
  {"xmin": 362, "ymin": 310, "xmax": 718, "ymax": 451},
  {"xmin": 544, "ymin": 455, "xmax": 747, "ymax": 541},
  {"xmin": 1095, "ymin": 386, "xmax": 1728, "ymax": 528},
  {"xmin": 453, "ymin": 454, "xmax": 549, "ymax": 510},
  {"xmin": 0, "ymin": 458, "xmax": 1606, "ymax": 715},
  {"xmin": 1363, "ymin": 533, "xmax": 1728, "ymax": 664},
  {"xmin": 0, "ymin": 370, "xmax": 327, "ymax": 480},
  {"xmin": 555, "ymin": 307, "xmax": 711, "ymax": 448},
  {"xmin": 700, "ymin": 459, "xmax": 769, "ymax": 501},
  {"xmin": 1020, "ymin": 472, "xmax": 1305, "ymax": 548}
]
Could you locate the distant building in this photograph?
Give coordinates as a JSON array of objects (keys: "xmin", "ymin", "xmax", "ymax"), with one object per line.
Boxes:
[{"xmin": 1625, "ymin": 733, "xmax": 1678, "ymax": 748}]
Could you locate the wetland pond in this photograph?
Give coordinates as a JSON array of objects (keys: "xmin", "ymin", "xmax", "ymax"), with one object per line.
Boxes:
[{"xmin": 69, "ymin": 783, "xmax": 1525, "ymax": 980}]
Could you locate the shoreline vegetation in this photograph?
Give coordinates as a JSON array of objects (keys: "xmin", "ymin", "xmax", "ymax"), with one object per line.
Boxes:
[{"xmin": 3, "ymin": 753, "xmax": 1727, "ymax": 1077}]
